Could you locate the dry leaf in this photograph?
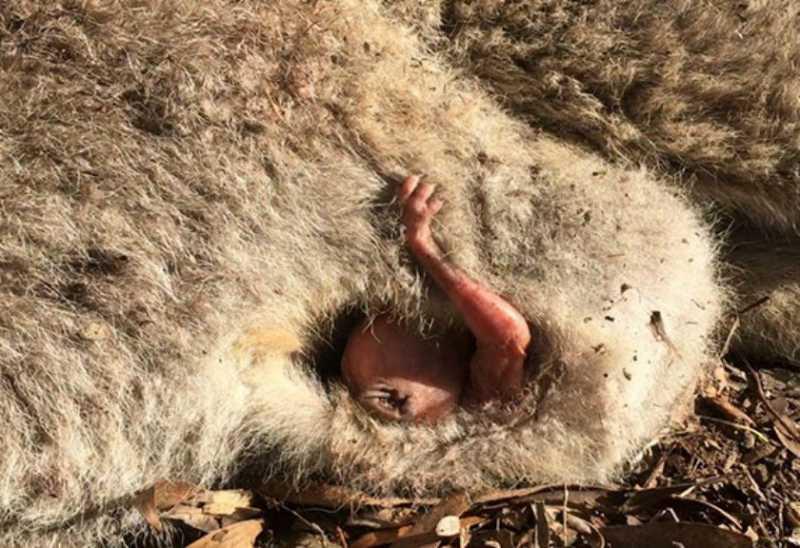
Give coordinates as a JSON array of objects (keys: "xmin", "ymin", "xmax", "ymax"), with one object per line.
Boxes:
[
  {"xmin": 563, "ymin": 513, "xmax": 593, "ymax": 535},
  {"xmin": 164, "ymin": 505, "xmax": 220, "ymax": 533},
  {"xmin": 600, "ymin": 522, "xmax": 753, "ymax": 548},
  {"xmin": 261, "ymin": 480, "xmax": 438, "ymax": 508},
  {"xmin": 469, "ymin": 530, "xmax": 515, "ymax": 548},
  {"xmin": 621, "ymin": 477, "xmax": 724, "ymax": 513},
  {"xmin": 351, "ymin": 525, "xmax": 415, "ymax": 548},
  {"xmin": 157, "ymin": 488, "xmax": 259, "ymax": 532},
  {"xmin": 775, "ymin": 422, "xmax": 800, "ymax": 459},
  {"xmin": 786, "ymin": 502, "xmax": 800, "ymax": 528},
  {"xmin": 669, "ymin": 496, "xmax": 743, "ymax": 530},
  {"xmin": 389, "ymin": 492, "xmax": 472, "ymax": 548},
  {"xmin": 477, "ymin": 484, "xmax": 615, "ymax": 510},
  {"xmin": 534, "ymin": 502, "xmax": 550, "ymax": 548},
  {"xmin": 703, "ymin": 396, "xmax": 755, "ymax": 425},
  {"xmin": 549, "ymin": 521, "xmax": 578, "ymax": 547},
  {"xmin": 350, "ymin": 516, "xmax": 486, "ymax": 548},
  {"xmin": 198, "ymin": 490, "xmax": 255, "ymax": 516},
  {"xmin": 434, "ymin": 516, "xmax": 460, "ymax": 538},
  {"xmin": 346, "ymin": 507, "xmax": 419, "ymax": 529},
  {"xmin": 186, "ymin": 519, "xmax": 264, "ymax": 548},
  {"xmin": 134, "ymin": 480, "xmax": 198, "ymax": 531}
]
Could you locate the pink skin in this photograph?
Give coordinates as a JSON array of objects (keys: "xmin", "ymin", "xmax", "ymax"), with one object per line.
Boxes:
[{"xmin": 341, "ymin": 175, "xmax": 532, "ymax": 423}]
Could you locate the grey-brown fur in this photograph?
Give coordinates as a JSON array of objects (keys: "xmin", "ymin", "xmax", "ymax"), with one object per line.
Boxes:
[
  {"xmin": 1, "ymin": 0, "xmax": 788, "ymax": 545},
  {"xmin": 389, "ymin": 0, "xmax": 800, "ymax": 365}
]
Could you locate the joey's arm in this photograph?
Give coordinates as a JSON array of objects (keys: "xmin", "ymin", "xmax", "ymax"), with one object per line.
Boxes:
[{"xmin": 399, "ymin": 175, "xmax": 531, "ymax": 401}]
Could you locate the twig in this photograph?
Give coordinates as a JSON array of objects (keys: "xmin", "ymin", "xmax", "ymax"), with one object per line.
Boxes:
[
  {"xmin": 740, "ymin": 465, "xmax": 767, "ymax": 501},
  {"xmin": 718, "ymin": 295, "xmax": 770, "ymax": 358},
  {"xmin": 737, "ymin": 295, "xmax": 770, "ymax": 316},
  {"xmin": 744, "ymin": 361, "xmax": 800, "ymax": 441},
  {"xmin": 562, "ymin": 485, "xmax": 568, "ymax": 546},
  {"xmin": 697, "ymin": 415, "xmax": 771, "ymax": 444},
  {"xmin": 278, "ymin": 501, "xmax": 329, "ymax": 546},
  {"xmin": 719, "ymin": 316, "xmax": 740, "ymax": 358}
]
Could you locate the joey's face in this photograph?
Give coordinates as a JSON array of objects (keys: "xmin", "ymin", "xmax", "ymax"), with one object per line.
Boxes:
[{"xmin": 340, "ymin": 316, "xmax": 467, "ymax": 423}]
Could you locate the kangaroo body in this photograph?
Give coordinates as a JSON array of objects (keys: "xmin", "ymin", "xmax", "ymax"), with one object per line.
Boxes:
[{"xmin": 3, "ymin": 1, "xmax": 795, "ymax": 545}]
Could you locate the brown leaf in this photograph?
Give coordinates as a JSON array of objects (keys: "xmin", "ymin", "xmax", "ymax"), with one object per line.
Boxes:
[
  {"xmin": 350, "ymin": 526, "xmax": 415, "ymax": 548},
  {"xmin": 134, "ymin": 488, "xmax": 161, "ymax": 531},
  {"xmin": 153, "ymin": 480, "xmax": 198, "ymax": 509},
  {"xmin": 786, "ymin": 502, "xmax": 800, "ymax": 528},
  {"xmin": 469, "ymin": 530, "xmax": 515, "ymax": 548},
  {"xmin": 476, "ymin": 486, "xmax": 559, "ymax": 505},
  {"xmin": 703, "ymin": 396, "xmax": 755, "ymax": 425},
  {"xmin": 164, "ymin": 505, "xmax": 221, "ymax": 533},
  {"xmin": 563, "ymin": 513, "xmax": 593, "ymax": 535},
  {"xmin": 742, "ymin": 441, "xmax": 778, "ymax": 464},
  {"xmin": 186, "ymin": 519, "xmax": 264, "ymax": 548},
  {"xmin": 157, "ymin": 488, "xmax": 259, "ymax": 533},
  {"xmin": 600, "ymin": 522, "xmax": 753, "ymax": 548},
  {"xmin": 134, "ymin": 480, "xmax": 198, "ymax": 531},
  {"xmin": 346, "ymin": 507, "xmax": 419, "ymax": 529},
  {"xmin": 477, "ymin": 484, "xmax": 616, "ymax": 510},
  {"xmin": 389, "ymin": 491, "xmax": 472, "ymax": 548},
  {"xmin": 621, "ymin": 477, "xmax": 725, "ymax": 512},
  {"xmin": 196, "ymin": 490, "xmax": 256, "ymax": 516},
  {"xmin": 746, "ymin": 364, "xmax": 800, "ymax": 443},
  {"xmin": 534, "ymin": 502, "xmax": 550, "ymax": 548},
  {"xmin": 261, "ymin": 480, "xmax": 438, "ymax": 508},
  {"xmin": 668, "ymin": 496, "xmax": 743, "ymax": 530},
  {"xmin": 641, "ymin": 452, "xmax": 668, "ymax": 489},
  {"xmin": 350, "ymin": 518, "xmax": 486, "ymax": 548},
  {"xmin": 775, "ymin": 421, "xmax": 800, "ymax": 459}
]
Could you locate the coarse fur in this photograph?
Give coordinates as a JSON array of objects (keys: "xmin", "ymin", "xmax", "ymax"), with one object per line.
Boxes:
[
  {"xmin": 386, "ymin": 0, "xmax": 800, "ymax": 365},
  {"xmin": 0, "ymin": 0, "xmax": 773, "ymax": 545}
]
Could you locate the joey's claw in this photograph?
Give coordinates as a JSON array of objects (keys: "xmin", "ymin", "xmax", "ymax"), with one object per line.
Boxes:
[
  {"xmin": 402, "ymin": 182, "xmax": 441, "ymax": 225},
  {"xmin": 398, "ymin": 175, "xmax": 421, "ymax": 204},
  {"xmin": 398, "ymin": 174, "xmax": 445, "ymax": 252},
  {"xmin": 414, "ymin": 182, "xmax": 436, "ymax": 204}
]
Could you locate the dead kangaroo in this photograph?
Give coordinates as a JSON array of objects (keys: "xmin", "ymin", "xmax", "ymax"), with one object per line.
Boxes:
[
  {"xmin": 0, "ymin": 0, "xmax": 724, "ymax": 544},
  {"xmin": 390, "ymin": 0, "xmax": 800, "ymax": 365}
]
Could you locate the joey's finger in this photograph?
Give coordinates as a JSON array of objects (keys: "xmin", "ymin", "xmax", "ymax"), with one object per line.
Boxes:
[
  {"xmin": 430, "ymin": 198, "xmax": 444, "ymax": 216},
  {"xmin": 398, "ymin": 175, "xmax": 420, "ymax": 204},
  {"xmin": 413, "ymin": 182, "xmax": 437, "ymax": 204}
]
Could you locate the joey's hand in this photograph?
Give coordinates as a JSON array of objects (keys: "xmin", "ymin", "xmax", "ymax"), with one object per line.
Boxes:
[{"xmin": 398, "ymin": 175, "xmax": 443, "ymax": 251}]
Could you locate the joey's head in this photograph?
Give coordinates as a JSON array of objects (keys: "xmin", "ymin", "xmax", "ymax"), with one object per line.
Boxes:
[{"xmin": 340, "ymin": 315, "xmax": 467, "ymax": 423}]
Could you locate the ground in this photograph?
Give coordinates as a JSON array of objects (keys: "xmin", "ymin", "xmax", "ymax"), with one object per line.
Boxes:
[{"xmin": 132, "ymin": 343, "xmax": 800, "ymax": 547}]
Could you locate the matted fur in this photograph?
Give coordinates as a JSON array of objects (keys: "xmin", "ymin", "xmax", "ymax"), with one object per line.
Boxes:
[
  {"xmin": 0, "ymin": 0, "xmax": 726, "ymax": 545},
  {"xmin": 389, "ymin": 0, "xmax": 800, "ymax": 365}
]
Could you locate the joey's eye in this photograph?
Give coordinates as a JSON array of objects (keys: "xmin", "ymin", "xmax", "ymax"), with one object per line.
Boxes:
[{"xmin": 361, "ymin": 384, "xmax": 409, "ymax": 415}]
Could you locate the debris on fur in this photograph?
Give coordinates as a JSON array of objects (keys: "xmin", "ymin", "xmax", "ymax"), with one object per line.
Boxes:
[{"xmin": 135, "ymin": 361, "xmax": 800, "ymax": 546}]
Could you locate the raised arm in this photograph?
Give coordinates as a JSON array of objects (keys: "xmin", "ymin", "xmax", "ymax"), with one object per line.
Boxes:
[{"xmin": 399, "ymin": 175, "xmax": 531, "ymax": 402}]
